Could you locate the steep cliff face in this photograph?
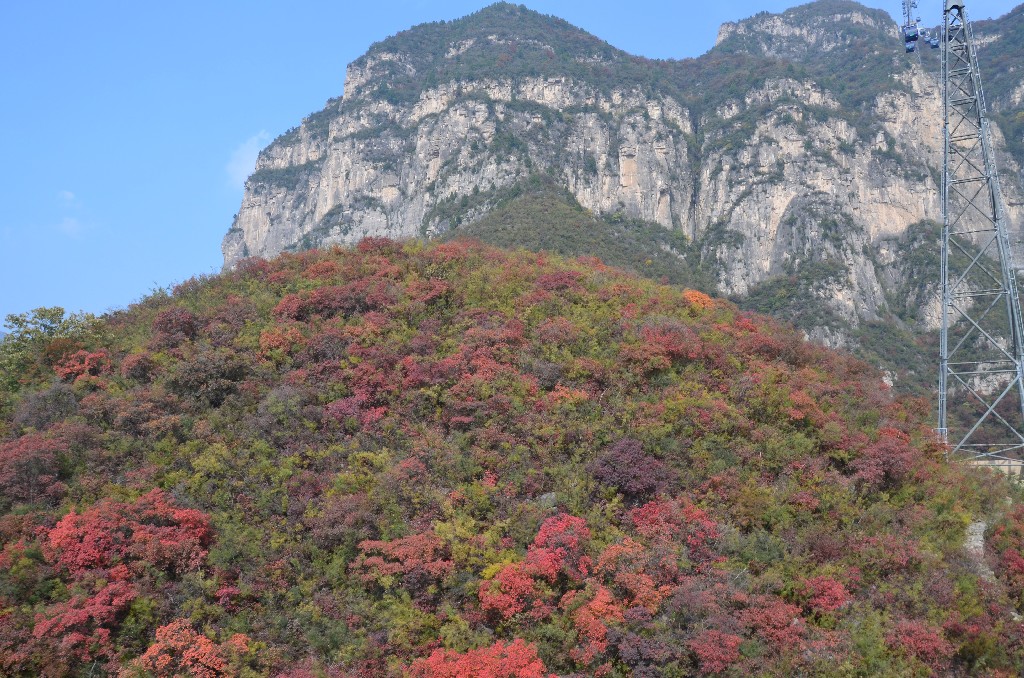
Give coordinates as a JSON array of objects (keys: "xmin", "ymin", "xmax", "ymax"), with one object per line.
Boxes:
[{"xmin": 224, "ymin": 0, "xmax": 1024, "ymax": 347}]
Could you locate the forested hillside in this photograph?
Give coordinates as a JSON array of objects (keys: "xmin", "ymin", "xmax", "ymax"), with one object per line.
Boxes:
[{"xmin": 3, "ymin": 239, "xmax": 1024, "ymax": 675}]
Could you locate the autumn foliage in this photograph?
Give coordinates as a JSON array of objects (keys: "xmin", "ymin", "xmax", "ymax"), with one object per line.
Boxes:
[
  {"xmin": 408, "ymin": 639, "xmax": 552, "ymax": 678},
  {"xmin": 0, "ymin": 239, "xmax": 1021, "ymax": 675},
  {"xmin": 44, "ymin": 489, "xmax": 212, "ymax": 577},
  {"xmin": 119, "ymin": 619, "xmax": 250, "ymax": 678}
]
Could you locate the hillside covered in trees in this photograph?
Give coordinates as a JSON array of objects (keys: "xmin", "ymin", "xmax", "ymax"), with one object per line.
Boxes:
[{"xmin": 3, "ymin": 239, "xmax": 1024, "ymax": 676}]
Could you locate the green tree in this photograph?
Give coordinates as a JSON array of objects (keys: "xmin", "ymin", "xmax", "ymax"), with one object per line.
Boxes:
[{"xmin": 0, "ymin": 307, "xmax": 96, "ymax": 393}]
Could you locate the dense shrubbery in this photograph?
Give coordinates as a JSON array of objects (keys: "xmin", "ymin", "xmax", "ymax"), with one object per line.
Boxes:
[
  {"xmin": 445, "ymin": 179, "xmax": 714, "ymax": 292},
  {"xmin": 1, "ymin": 239, "xmax": 1023, "ymax": 675}
]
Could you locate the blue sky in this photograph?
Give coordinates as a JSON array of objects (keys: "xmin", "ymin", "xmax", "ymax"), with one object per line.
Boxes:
[{"xmin": 0, "ymin": 0, "xmax": 1019, "ymax": 322}]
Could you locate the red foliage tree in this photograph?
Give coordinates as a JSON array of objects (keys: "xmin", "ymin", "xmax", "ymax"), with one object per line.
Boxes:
[
  {"xmin": 54, "ymin": 350, "xmax": 111, "ymax": 382},
  {"xmin": 408, "ymin": 638, "xmax": 553, "ymax": 678},
  {"xmin": 0, "ymin": 433, "xmax": 66, "ymax": 505},
  {"xmin": 119, "ymin": 618, "xmax": 249, "ymax": 678},
  {"xmin": 44, "ymin": 489, "xmax": 212, "ymax": 577},
  {"xmin": 352, "ymin": 532, "xmax": 454, "ymax": 591},
  {"xmin": 151, "ymin": 307, "xmax": 199, "ymax": 347},
  {"xmin": 32, "ymin": 578, "xmax": 137, "ymax": 663}
]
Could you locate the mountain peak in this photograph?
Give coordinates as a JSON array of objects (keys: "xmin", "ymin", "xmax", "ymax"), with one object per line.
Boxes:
[
  {"xmin": 714, "ymin": 0, "xmax": 894, "ymax": 57},
  {"xmin": 358, "ymin": 1, "xmax": 619, "ymax": 70}
]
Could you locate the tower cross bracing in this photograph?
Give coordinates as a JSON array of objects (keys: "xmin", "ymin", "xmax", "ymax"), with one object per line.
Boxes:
[{"xmin": 938, "ymin": 1, "xmax": 1024, "ymax": 466}]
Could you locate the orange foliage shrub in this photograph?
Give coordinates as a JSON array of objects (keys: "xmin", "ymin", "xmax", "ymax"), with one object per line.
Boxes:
[
  {"xmin": 682, "ymin": 289, "xmax": 714, "ymax": 311},
  {"xmin": 408, "ymin": 638, "xmax": 552, "ymax": 678},
  {"xmin": 119, "ymin": 619, "xmax": 249, "ymax": 678}
]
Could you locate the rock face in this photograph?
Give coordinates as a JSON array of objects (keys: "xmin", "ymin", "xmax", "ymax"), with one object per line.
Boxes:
[{"xmin": 224, "ymin": 0, "xmax": 1024, "ymax": 345}]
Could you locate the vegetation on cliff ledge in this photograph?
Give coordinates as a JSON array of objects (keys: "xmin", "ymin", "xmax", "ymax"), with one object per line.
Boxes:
[{"xmin": 2, "ymin": 239, "xmax": 1024, "ymax": 676}]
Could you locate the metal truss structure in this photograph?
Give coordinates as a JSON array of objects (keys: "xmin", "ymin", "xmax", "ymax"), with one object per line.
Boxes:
[
  {"xmin": 903, "ymin": 0, "xmax": 919, "ymax": 28},
  {"xmin": 938, "ymin": 1, "xmax": 1024, "ymax": 467}
]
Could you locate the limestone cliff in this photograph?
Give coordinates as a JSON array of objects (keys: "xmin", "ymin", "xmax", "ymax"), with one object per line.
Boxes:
[{"xmin": 223, "ymin": 1, "xmax": 1024, "ymax": 350}]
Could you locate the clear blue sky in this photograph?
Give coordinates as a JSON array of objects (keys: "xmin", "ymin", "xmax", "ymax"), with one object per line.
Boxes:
[{"xmin": 0, "ymin": 0, "xmax": 1018, "ymax": 322}]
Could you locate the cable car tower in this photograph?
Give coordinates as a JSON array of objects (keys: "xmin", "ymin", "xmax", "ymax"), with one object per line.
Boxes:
[{"xmin": 938, "ymin": 0, "xmax": 1024, "ymax": 469}]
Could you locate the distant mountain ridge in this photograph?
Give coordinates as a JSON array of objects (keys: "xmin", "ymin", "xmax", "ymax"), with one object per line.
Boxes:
[{"xmin": 223, "ymin": 1, "xmax": 1024, "ymax": 375}]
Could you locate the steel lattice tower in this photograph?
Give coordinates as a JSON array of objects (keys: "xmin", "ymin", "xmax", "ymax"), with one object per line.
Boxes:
[
  {"xmin": 903, "ymin": 0, "xmax": 918, "ymax": 29},
  {"xmin": 939, "ymin": 0, "xmax": 1024, "ymax": 466}
]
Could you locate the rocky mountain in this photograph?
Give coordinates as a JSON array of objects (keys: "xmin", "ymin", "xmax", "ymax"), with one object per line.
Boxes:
[{"xmin": 222, "ymin": 1, "xmax": 1024, "ymax": 358}]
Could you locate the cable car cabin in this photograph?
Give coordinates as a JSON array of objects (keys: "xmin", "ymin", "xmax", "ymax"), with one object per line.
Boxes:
[
  {"xmin": 906, "ymin": 40, "xmax": 916, "ymax": 52},
  {"xmin": 903, "ymin": 24, "xmax": 919, "ymax": 41},
  {"xmin": 930, "ymin": 37, "xmax": 939, "ymax": 48}
]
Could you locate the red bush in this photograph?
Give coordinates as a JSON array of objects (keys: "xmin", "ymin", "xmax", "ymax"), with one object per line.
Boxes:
[
  {"xmin": 589, "ymin": 438, "xmax": 667, "ymax": 498},
  {"xmin": 479, "ymin": 562, "xmax": 548, "ymax": 620},
  {"xmin": 44, "ymin": 489, "xmax": 212, "ymax": 577},
  {"xmin": 566, "ymin": 585, "xmax": 624, "ymax": 664},
  {"xmin": 302, "ymin": 260, "xmax": 340, "ymax": 280},
  {"xmin": 0, "ymin": 433, "xmax": 66, "ymax": 504},
  {"xmin": 352, "ymin": 532, "xmax": 454, "ymax": 590},
  {"xmin": 273, "ymin": 282, "xmax": 382, "ymax": 321},
  {"xmin": 32, "ymin": 579, "xmax": 137, "ymax": 663},
  {"xmin": 356, "ymin": 236, "xmax": 402, "ymax": 255},
  {"xmin": 527, "ymin": 514, "xmax": 591, "ymax": 581},
  {"xmin": 534, "ymin": 270, "xmax": 584, "ymax": 292},
  {"xmin": 739, "ymin": 597, "xmax": 805, "ymax": 650},
  {"xmin": 120, "ymin": 618, "xmax": 249, "ymax": 677},
  {"xmin": 682, "ymin": 289, "xmax": 714, "ymax": 312},
  {"xmin": 119, "ymin": 352, "xmax": 157, "ymax": 382},
  {"xmin": 54, "ymin": 350, "xmax": 111, "ymax": 382},
  {"xmin": 259, "ymin": 326, "xmax": 305, "ymax": 357},
  {"xmin": 151, "ymin": 307, "xmax": 198, "ymax": 346},
  {"xmin": 478, "ymin": 515, "xmax": 594, "ymax": 621},
  {"xmin": 886, "ymin": 619, "xmax": 954, "ymax": 670},
  {"xmin": 639, "ymin": 321, "xmax": 701, "ymax": 362},
  {"xmin": 800, "ymin": 575, "xmax": 850, "ymax": 613},
  {"xmin": 629, "ymin": 499, "xmax": 720, "ymax": 567},
  {"xmin": 408, "ymin": 638, "xmax": 552, "ymax": 678},
  {"xmin": 850, "ymin": 427, "xmax": 915, "ymax": 490},
  {"xmin": 687, "ymin": 629, "xmax": 742, "ymax": 674},
  {"xmin": 535, "ymin": 316, "xmax": 579, "ymax": 345}
]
